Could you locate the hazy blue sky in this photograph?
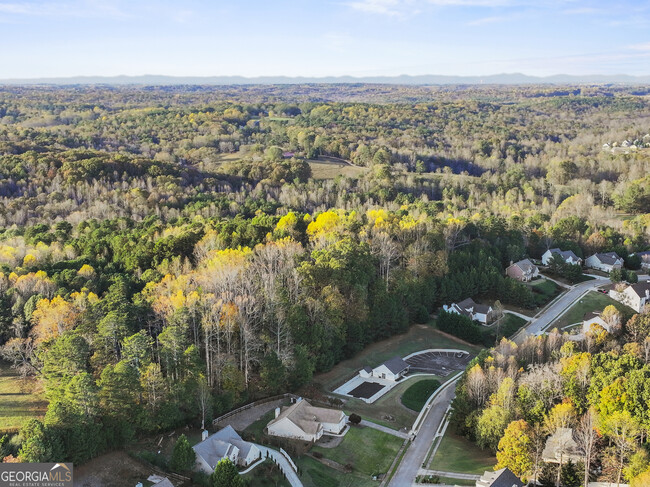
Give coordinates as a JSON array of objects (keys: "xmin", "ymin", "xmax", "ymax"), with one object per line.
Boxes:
[{"xmin": 1, "ymin": 0, "xmax": 650, "ymax": 78}]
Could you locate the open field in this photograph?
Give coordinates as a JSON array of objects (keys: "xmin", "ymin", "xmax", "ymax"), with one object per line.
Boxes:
[
  {"xmin": 0, "ymin": 363, "xmax": 47, "ymax": 433},
  {"xmin": 312, "ymin": 324, "xmax": 481, "ymax": 393},
  {"xmin": 430, "ymin": 431, "xmax": 496, "ymax": 474},
  {"xmin": 307, "ymin": 158, "xmax": 369, "ymax": 180},
  {"xmin": 312, "ymin": 426, "xmax": 402, "ymax": 478},
  {"xmin": 549, "ymin": 291, "xmax": 635, "ymax": 330}
]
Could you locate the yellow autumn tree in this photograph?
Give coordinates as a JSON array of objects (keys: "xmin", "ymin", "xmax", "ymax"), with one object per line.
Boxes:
[{"xmin": 31, "ymin": 296, "xmax": 79, "ymax": 344}]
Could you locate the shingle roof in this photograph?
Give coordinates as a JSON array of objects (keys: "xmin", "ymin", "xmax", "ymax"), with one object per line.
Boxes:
[
  {"xmin": 362, "ymin": 366, "xmax": 373, "ymax": 373},
  {"xmin": 193, "ymin": 424, "xmax": 253, "ymax": 469},
  {"xmin": 476, "ymin": 468, "xmax": 524, "ymax": 487},
  {"xmin": 153, "ymin": 479, "xmax": 175, "ymax": 487},
  {"xmin": 267, "ymin": 399, "xmax": 344, "ymax": 436},
  {"xmin": 628, "ymin": 281, "xmax": 650, "ymax": 299},
  {"xmin": 592, "ymin": 252, "xmax": 622, "ymax": 266},
  {"xmin": 542, "ymin": 428, "xmax": 584, "ymax": 463},
  {"xmin": 511, "ymin": 259, "xmax": 537, "ymax": 274},
  {"xmin": 457, "ymin": 297, "xmax": 477, "ymax": 309},
  {"xmin": 382, "ymin": 356, "xmax": 410, "ymax": 374},
  {"xmin": 549, "ymin": 248, "xmax": 581, "ymax": 262}
]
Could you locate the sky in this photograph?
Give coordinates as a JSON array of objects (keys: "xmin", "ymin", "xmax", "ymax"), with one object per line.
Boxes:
[{"xmin": 1, "ymin": 0, "xmax": 650, "ymax": 79}]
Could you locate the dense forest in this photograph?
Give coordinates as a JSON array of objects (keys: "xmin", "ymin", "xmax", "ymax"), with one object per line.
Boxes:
[{"xmin": 0, "ymin": 85, "xmax": 648, "ymax": 477}]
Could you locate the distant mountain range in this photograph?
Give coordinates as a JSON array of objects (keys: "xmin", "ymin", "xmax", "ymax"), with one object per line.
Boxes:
[{"xmin": 2, "ymin": 73, "xmax": 650, "ymax": 85}]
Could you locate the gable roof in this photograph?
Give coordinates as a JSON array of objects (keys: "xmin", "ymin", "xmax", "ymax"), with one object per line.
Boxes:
[
  {"xmin": 583, "ymin": 311, "xmax": 602, "ymax": 322},
  {"xmin": 509, "ymin": 259, "xmax": 537, "ymax": 274},
  {"xmin": 628, "ymin": 281, "xmax": 650, "ymax": 299},
  {"xmin": 267, "ymin": 399, "xmax": 344, "ymax": 436},
  {"xmin": 457, "ymin": 297, "xmax": 477, "ymax": 309},
  {"xmin": 542, "ymin": 428, "xmax": 584, "ymax": 462},
  {"xmin": 476, "ymin": 467, "xmax": 524, "ymax": 487},
  {"xmin": 381, "ymin": 356, "xmax": 409, "ymax": 374},
  {"xmin": 362, "ymin": 365, "xmax": 373, "ymax": 373},
  {"xmin": 591, "ymin": 252, "xmax": 622, "ymax": 265},
  {"xmin": 548, "ymin": 248, "xmax": 581, "ymax": 262},
  {"xmin": 456, "ymin": 298, "xmax": 491, "ymax": 316},
  {"xmin": 193, "ymin": 424, "xmax": 251, "ymax": 469},
  {"xmin": 154, "ymin": 479, "xmax": 175, "ymax": 487}
]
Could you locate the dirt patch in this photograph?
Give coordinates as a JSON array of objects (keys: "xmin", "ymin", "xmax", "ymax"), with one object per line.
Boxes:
[
  {"xmin": 315, "ymin": 435, "xmax": 345, "ymax": 449},
  {"xmin": 74, "ymin": 451, "xmax": 154, "ymax": 487}
]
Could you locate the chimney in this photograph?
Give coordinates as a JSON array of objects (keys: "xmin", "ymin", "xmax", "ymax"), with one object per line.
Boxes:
[
  {"xmin": 202, "ymin": 430, "xmax": 209, "ymax": 441},
  {"xmin": 275, "ymin": 407, "xmax": 281, "ymax": 418}
]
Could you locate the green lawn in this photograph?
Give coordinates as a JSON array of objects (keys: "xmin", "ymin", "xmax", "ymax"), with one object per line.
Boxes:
[
  {"xmin": 242, "ymin": 459, "xmax": 291, "ymax": 487},
  {"xmin": 241, "ymin": 408, "xmax": 279, "ymax": 444},
  {"xmin": 312, "ymin": 324, "xmax": 481, "ymax": 393},
  {"xmin": 529, "ymin": 278, "xmax": 561, "ymax": 306},
  {"xmin": 430, "ymin": 432, "xmax": 496, "ymax": 474},
  {"xmin": 400, "ymin": 379, "xmax": 440, "ymax": 412},
  {"xmin": 312, "ymin": 426, "xmax": 402, "ymax": 478},
  {"xmin": 297, "ymin": 456, "xmax": 375, "ymax": 487},
  {"xmin": 549, "ymin": 291, "xmax": 635, "ymax": 330},
  {"xmin": 343, "ymin": 375, "xmax": 442, "ymax": 430},
  {"xmin": 0, "ymin": 363, "xmax": 47, "ymax": 433}
]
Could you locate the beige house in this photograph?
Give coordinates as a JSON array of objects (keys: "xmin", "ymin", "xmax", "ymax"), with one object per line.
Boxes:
[
  {"xmin": 193, "ymin": 425, "xmax": 261, "ymax": 473},
  {"xmin": 582, "ymin": 311, "xmax": 610, "ymax": 334},
  {"xmin": 609, "ymin": 281, "xmax": 650, "ymax": 313},
  {"xmin": 266, "ymin": 399, "xmax": 347, "ymax": 442},
  {"xmin": 585, "ymin": 252, "xmax": 623, "ymax": 273},
  {"xmin": 506, "ymin": 259, "xmax": 539, "ymax": 282},
  {"xmin": 542, "ymin": 428, "xmax": 584, "ymax": 464}
]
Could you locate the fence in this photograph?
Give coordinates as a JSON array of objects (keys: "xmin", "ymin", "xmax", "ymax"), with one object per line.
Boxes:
[
  {"xmin": 280, "ymin": 447, "xmax": 298, "ymax": 472},
  {"xmin": 212, "ymin": 393, "xmax": 298, "ymax": 427}
]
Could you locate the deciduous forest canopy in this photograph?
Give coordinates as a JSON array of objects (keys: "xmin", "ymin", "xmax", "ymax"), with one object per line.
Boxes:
[{"xmin": 0, "ymin": 84, "xmax": 649, "ymax": 482}]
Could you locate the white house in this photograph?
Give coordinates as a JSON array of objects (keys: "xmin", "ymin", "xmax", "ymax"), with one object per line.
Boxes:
[
  {"xmin": 476, "ymin": 468, "xmax": 524, "ymax": 487},
  {"xmin": 193, "ymin": 425, "xmax": 261, "ymax": 473},
  {"xmin": 609, "ymin": 281, "xmax": 650, "ymax": 313},
  {"xmin": 585, "ymin": 252, "xmax": 623, "ymax": 273},
  {"xmin": 542, "ymin": 248, "xmax": 582, "ymax": 266},
  {"xmin": 582, "ymin": 311, "xmax": 610, "ymax": 334},
  {"xmin": 370, "ymin": 356, "xmax": 410, "ymax": 381},
  {"xmin": 266, "ymin": 399, "xmax": 347, "ymax": 442},
  {"xmin": 505, "ymin": 259, "xmax": 539, "ymax": 282},
  {"xmin": 444, "ymin": 298, "xmax": 493, "ymax": 325}
]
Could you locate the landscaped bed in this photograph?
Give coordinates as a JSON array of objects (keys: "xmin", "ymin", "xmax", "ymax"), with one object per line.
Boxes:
[{"xmin": 400, "ymin": 379, "xmax": 440, "ymax": 412}]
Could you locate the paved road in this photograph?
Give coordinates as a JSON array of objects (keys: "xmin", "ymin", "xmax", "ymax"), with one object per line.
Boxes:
[
  {"xmin": 360, "ymin": 420, "xmax": 409, "ymax": 439},
  {"xmin": 388, "ymin": 379, "xmax": 458, "ymax": 487},
  {"xmin": 512, "ymin": 277, "xmax": 609, "ymax": 344}
]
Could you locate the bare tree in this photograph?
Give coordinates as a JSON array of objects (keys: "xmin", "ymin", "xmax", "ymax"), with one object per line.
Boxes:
[{"xmin": 575, "ymin": 408, "xmax": 598, "ymax": 487}]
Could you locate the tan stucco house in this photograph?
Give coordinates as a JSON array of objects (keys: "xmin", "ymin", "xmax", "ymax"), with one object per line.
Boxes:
[{"xmin": 266, "ymin": 399, "xmax": 347, "ymax": 442}]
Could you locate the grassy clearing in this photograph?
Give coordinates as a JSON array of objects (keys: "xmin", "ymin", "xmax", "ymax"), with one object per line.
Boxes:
[
  {"xmin": 312, "ymin": 426, "xmax": 402, "ymax": 478},
  {"xmin": 430, "ymin": 431, "xmax": 496, "ymax": 474},
  {"xmin": 529, "ymin": 278, "xmax": 561, "ymax": 306},
  {"xmin": 550, "ymin": 291, "xmax": 635, "ymax": 330},
  {"xmin": 493, "ymin": 314, "xmax": 527, "ymax": 339},
  {"xmin": 313, "ymin": 324, "xmax": 481, "ymax": 393},
  {"xmin": 242, "ymin": 459, "xmax": 291, "ymax": 487},
  {"xmin": 0, "ymin": 363, "xmax": 47, "ymax": 433},
  {"xmin": 307, "ymin": 159, "xmax": 368, "ymax": 180},
  {"xmin": 400, "ymin": 379, "xmax": 440, "ymax": 412},
  {"xmin": 297, "ymin": 456, "xmax": 375, "ymax": 487}
]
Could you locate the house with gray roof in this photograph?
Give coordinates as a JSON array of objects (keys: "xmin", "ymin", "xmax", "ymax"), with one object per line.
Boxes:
[
  {"xmin": 444, "ymin": 298, "xmax": 494, "ymax": 325},
  {"xmin": 637, "ymin": 251, "xmax": 650, "ymax": 270},
  {"xmin": 506, "ymin": 259, "xmax": 539, "ymax": 282},
  {"xmin": 542, "ymin": 427, "xmax": 585, "ymax": 464},
  {"xmin": 371, "ymin": 356, "xmax": 410, "ymax": 381},
  {"xmin": 585, "ymin": 252, "xmax": 623, "ymax": 273},
  {"xmin": 542, "ymin": 248, "xmax": 582, "ymax": 266},
  {"xmin": 609, "ymin": 280, "xmax": 650, "ymax": 313},
  {"xmin": 193, "ymin": 424, "xmax": 261, "ymax": 473},
  {"xmin": 476, "ymin": 467, "xmax": 524, "ymax": 487}
]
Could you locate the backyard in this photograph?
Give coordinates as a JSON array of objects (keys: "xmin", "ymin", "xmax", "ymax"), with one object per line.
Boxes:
[
  {"xmin": 549, "ymin": 291, "xmax": 635, "ymax": 330},
  {"xmin": 0, "ymin": 362, "xmax": 47, "ymax": 434},
  {"xmin": 429, "ymin": 431, "xmax": 496, "ymax": 475}
]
